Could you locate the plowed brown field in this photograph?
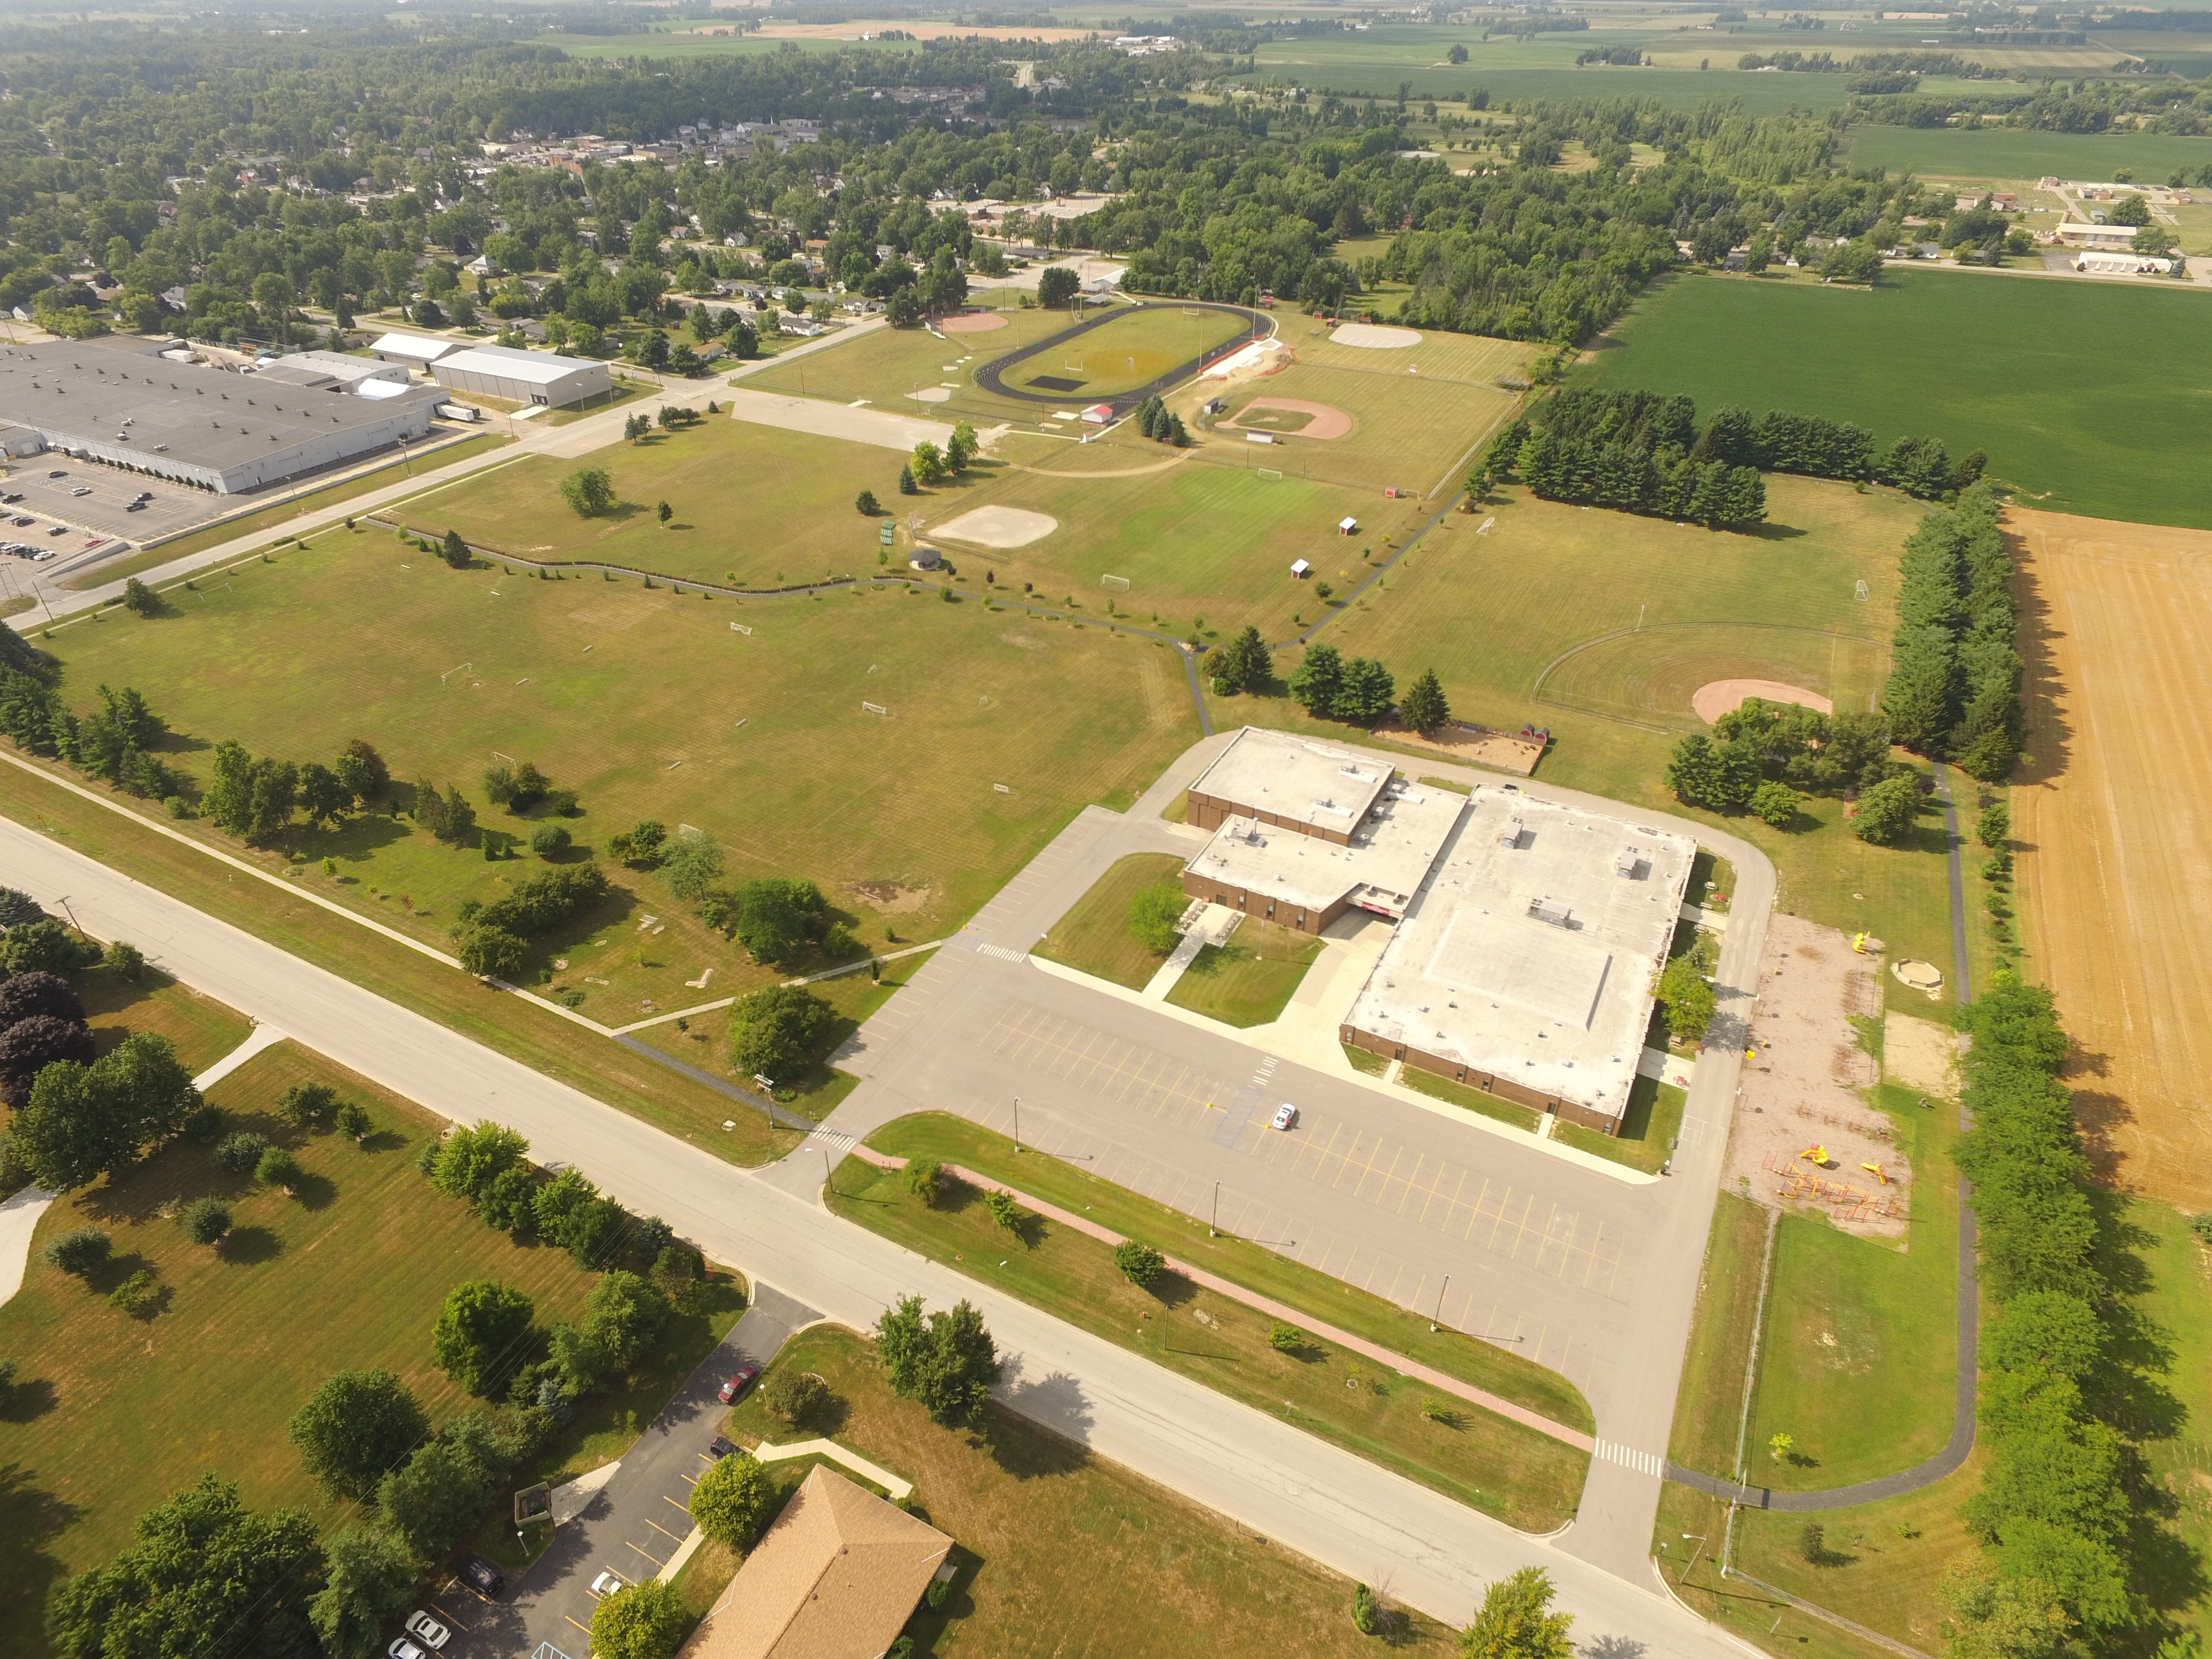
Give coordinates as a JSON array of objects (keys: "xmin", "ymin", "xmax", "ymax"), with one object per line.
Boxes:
[{"xmin": 2011, "ymin": 508, "xmax": 2212, "ymax": 1205}]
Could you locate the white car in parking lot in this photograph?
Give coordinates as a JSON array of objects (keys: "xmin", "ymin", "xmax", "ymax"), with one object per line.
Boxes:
[
  {"xmin": 403, "ymin": 1610, "xmax": 450, "ymax": 1650},
  {"xmin": 1270, "ymin": 1103, "xmax": 1298, "ymax": 1131}
]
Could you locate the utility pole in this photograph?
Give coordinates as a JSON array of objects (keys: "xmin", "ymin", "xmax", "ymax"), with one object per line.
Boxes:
[
  {"xmin": 1432, "ymin": 1273, "xmax": 1449, "ymax": 1329},
  {"xmin": 1212, "ymin": 1180, "xmax": 1220, "ymax": 1231},
  {"xmin": 1011, "ymin": 1096, "xmax": 1020, "ymax": 1151}
]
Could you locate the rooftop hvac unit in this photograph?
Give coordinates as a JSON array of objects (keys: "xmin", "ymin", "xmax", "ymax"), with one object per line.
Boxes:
[
  {"xmin": 1529, "ymin": 896, "xmax": 1573, "ymax": 928},
  {"xmin": 1615, "ymin": 847, "xmax": 1641, "ymax": 878},
  {"xmin": 1499, "ymin": 817, "xmax": 1524, "ymax": 848}
]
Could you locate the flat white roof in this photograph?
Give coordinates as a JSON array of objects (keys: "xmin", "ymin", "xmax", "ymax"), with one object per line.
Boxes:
[
  {"xmin": 433, "ymin": 344, "xmax": 599, "ymax": 385},
  {"xmin": 370, "ymin": 332, "xmax": 461, "ymax": 362},
  {"xmin": 1343, "ymin": 788, "xmax": 1696, "ymax": 1121},
  {"xmin": 1185, "ymin": 780, "xmax": 1467, "ymax": 920},
  {"xmin": 1188, "ymin": 727, "xmax": 1394, "ymax": 835}
]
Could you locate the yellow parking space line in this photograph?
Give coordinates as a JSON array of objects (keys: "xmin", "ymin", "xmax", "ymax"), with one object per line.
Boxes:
[
  {"xmin": 566, "ymin": 1615, "xmax": 594, "ymax": 1636},
  {"xmin": 626, "ymin": 1538, "xmax": 666, "ymax": 1564},
  {"xmin": 645, "ymin": 1515, "xmax": 687, "ymax": 1543},
  {"xmin": 664, "ymin": 1493, "xmax": 693, "ymax": 1514},
  {"xmin": 427, "ymin": 1606, "xmax": 470, "ymax": 1632}
]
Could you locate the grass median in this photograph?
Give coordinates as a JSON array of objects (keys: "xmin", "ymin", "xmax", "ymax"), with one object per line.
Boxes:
[
  {"xmin": 1032, "ymin": 851, "xmax": 1185, "ymax": 989},
  {"xmin": 830, "ymin": 1116, "xmax": 1590, "ymax": 1531},
  {"xmin": 1165, "ymin": 921, "xmax": 1324, "ymax": 1026}
]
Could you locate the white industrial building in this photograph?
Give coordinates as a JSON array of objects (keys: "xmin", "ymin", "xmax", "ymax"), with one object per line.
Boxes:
[
  {"xmin": 255, "ymin": 351, "xmax": 413, "ymax": 395},
  {"xmin": 0, "ymin": 345, "xmax": 435, "ymax": 494},
  {"xmin": 369, "ymin": 332, "xmax": 463, "ymax": 371},
  {"xmin": 430, "ymin": 344, "xmax": 612, "ymax": 408}
]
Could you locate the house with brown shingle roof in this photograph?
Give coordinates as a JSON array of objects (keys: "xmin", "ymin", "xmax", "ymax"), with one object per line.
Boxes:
[{"xmin": 681, "ymin": 1466, "xmax": 952, "ymax": 1659}]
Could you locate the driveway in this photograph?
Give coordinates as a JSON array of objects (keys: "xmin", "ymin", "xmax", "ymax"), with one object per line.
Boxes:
[{"xmin": 0, "ymin": 781, "xmax": 1768, "ymax": 1651}]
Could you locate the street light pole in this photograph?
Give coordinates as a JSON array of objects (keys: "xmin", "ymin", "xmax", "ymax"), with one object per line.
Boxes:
[
  {"xmin": 1678, "ymin": 1533, "xmax": 1708, "ymax": 1585},
  {"xmin": 1011, "ymin": 1096, "xmax": 1020, "ymax": 1151},
  {"xmin": 1432, "ymin": 1273, "xmax": 1450, "ymax": 1330},
  {"xmin": 1212, "ymin": 1180, "xmax": 1219, "ymax": 1231}
]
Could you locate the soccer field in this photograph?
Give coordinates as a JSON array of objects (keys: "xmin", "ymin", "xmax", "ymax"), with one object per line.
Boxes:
[{"xmin": 1581, "ymin": 268, "xmax": 2212, "ymax": 530}]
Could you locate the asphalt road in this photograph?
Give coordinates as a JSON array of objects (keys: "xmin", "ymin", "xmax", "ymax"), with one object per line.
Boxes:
[
  {"xmin": 1, "ymin": 805, "xmax": 1766, "ymax": 1656},
  {"xmin": 821, "ymin": 729, "xmax": 1779, "ymax": 1583}
]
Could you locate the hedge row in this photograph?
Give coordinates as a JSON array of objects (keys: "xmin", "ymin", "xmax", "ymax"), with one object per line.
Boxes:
[{"xmin": 1880, "ymin": 485, "xmax": 2022, "ymax": 779}]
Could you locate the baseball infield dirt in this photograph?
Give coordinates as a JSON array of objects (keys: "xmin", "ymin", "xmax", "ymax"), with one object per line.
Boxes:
[
  {"xmin": 1691, "ymin": 679, "xmax": 1833, "ymax": 725},
  {"xmin": 2011, "ymin": 508, "xmax": 2212, "ymax": 1204}
]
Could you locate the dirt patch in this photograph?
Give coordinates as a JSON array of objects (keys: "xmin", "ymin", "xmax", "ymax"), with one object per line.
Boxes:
[
  {"xmin": 847, "ymin": 881, "xmax": 931, "ymax": 914},
  {"xmin": 1368, "ymin": 717, "xmax": 1546, "ymax": 777},
  {"xmin": 1224, "ymin": 397, "xmax": 1353, "ymax": 441},
  {"xmin": 2011, "ymin": 508, "xmax": 2212, "ymax": 1204},
  {"xmin": 1728, "ymin": 914, "xmax": 1911, "ymax": 1240},
  {"xmin": 1332, "ymin": 322, "xmax": 1422, "ymax": 349},
  {"xmin": 906, "ymin": 386, "xmax": 954, "ymax": 404},
  {"xmin": 941, "ymin": 311, "xmax": 1011, "ymax": 334},
  {"xmin": 931, "ymin": 506, "xmax": 1059, "ymax": 549},
  {"xmin": 1884, "ymin": 1011, "xmax": 1959, "ymax": 1100},
  {"xmin": 1692, "ymin": 679, "xmax": 1833, "ymax": 725}
]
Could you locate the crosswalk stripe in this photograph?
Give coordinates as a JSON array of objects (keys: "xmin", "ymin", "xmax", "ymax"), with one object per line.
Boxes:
[
  {"xmin": 1594, "ymin": 1439, "xmax": 1666, "ymax": 1479},
  {"xmin": 977, "ymin": 943, "xmax": 1029, "ymax": 962}
]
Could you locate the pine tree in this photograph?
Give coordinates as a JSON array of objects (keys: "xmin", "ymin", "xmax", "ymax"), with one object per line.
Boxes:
[
  {"xmin": 1400, "ymin": 668, "xmax": 1450, "ymax": 735},
  {"xmin": 1287, "ymin": 644, "xmax": 1344, "ymax": 716},
  {"xmin": 898, "ymin": 465, "xmax": 918, "ymax": 495}
]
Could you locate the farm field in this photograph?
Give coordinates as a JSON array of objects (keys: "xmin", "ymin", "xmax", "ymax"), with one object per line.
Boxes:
[
  {"xmin": 29, "ymin": 529, "xmax": 1198, "ymax": 1032},
  {"xmin": 1582, "ymin": 269, "xmax": 2212, "ymax": 530},
  {"xmin": 714, "ymin": 1324, "xmax": 1456, "ymax": 1658},
  {"xmin": 0, "ymin": 1040, "xmax": 740, "ymax": 1657},
  {"xmin": 400, "ymin": 417, "xmax": 909, "ymax": 588},
  {"xmin": 2010, "ymin": 508, "xmax": 2212, "ymax": 1208},
  {"xmin": 1843, "ymin": 124, "xmax": 2212, "ymax": 187}
]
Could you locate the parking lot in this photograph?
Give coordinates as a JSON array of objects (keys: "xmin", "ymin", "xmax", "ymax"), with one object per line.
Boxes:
[{"xmin": 0, "ymin": 461, "xmax": 226, "ymax": 550}]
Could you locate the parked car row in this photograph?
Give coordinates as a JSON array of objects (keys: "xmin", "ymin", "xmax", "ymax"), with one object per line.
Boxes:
[{"xmin": 2, "ymin": 541, "xmax": 56, "ymax": 561}]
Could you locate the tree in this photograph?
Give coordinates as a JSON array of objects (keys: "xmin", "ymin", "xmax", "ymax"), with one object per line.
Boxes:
[
  {"xmin": 688, "ymin": 1447, "xmax": 776, "ymax": 1547},
  {"xmin": 656, "ymin": 500, "xmax": 673, "ymax": 526},
  {"xmin": 431, "ymin": 1279, "xmax": 535, "ymax": 1396},
  {"xmin": 43, "ymin": 1226, "xmax": 111, "ymax": 1275},
  {"xmin": 1656, "ymin": 956, "xmax": 1717, "ymax": 1046},
  {"xmin": 582, "ymin": 1270, "xmax": 669, "ymax": 1371},
  {"xmin": 297, "ymin": 761, "xmax": 351, "ymax": 830},
  {"xmin": 12, "ymin": 1033, "xmax": 199, "ymax": 1189},
  {"xmin": 339, "ymin": 738, "xmax": 389, "ymax": 803},
  {"xmin": 592, "ymin": 1579, "xmax": 690, "ymax": 1659},
  {"xmin": 855, "ymin": 489, "xmax": 880, "ymax": 515},
  {"xmin": 2, "ymin": 919, "xmax": 99, "ymax": 979},
  {"xmin": 376, "ymin": 1438, "xmax": 495, "ymax": 1559},
  {"xmin": 440, "ymin": 528, "xmax": 471, "ymax": 570},
  {"xmin": 1288, "ymin": 643, "xmax": 1345, "ymax": 716},
  {"xmin": 885, "ymin": 288, "xmax": 924, "ymax": 327},
  {"xmin": 1353, "ymin": 1582, "xmax": 1380, "ymax": 1635},
  {"xmin": 898, "ymin": 465, "xmax": 919, "ymax": 495},
  {"xmin": 1333, "ymin": 657, "xmax": 1396, "ymax": 723},
  {"xmin": 0, "ymin": 1011, "xmax": 97, "ymax": 1108},
  {"xmin": 121, "ymin": 577, "xmax": 159, "ymax": 617},
  {"xmin": 336, "ymin": 1100, "xmax": 374, "ymax": 1142},
  {"xmin": 0, "ymin": 969, "xmax": 84, "ymax": 1027},
  {"xmin": 729, "ymin": 984, "xmax": 834, "ymax": 1082},
  {"xmin": 874, "ymin": 1295, "xmax": 1002, "ymax": 1428},
  {"xmin": 911, "ymin": 440, "xmax": 946, "ymax": 486},
  {"xmin": 288, "ymin": 1369, "xmax": 430, "ymax": 1503},
  {"xmin": 1978, "ymin": 801, "xmax": 2011, "ymax": 848},
  {"xmin": 947, "ymin": 420, "xmax": 979, "ymax": 472},
  {"xmin": 1114, "ymin": 1240, "xmax": 1165, "ymax": 1287},
  {"xmin": 660, "ymin": 832, "xmax": 724, "ymax": 901},
  {"xmin": 46, "ymin": 1476, "xmax": 324, "ymax": 1659},
  {"xmin": 1128, "ymin": 880, "xmax": 1186, "ymax": 953},
  {"xmin": 1215, "ymin": 625, "xmax": 1272, "ymax": 694},
  {"xmin": 765, "ymin": 1369, "xmax": 830, "ymax": 1428},
  {"xmin": 1750, "ymin": 780, "xmax": 1799, "ymax": 829},
  {"xmin": 1938, "ymin": 1567, "xmax": 2071, "ymax": 1659},
  {"xmin": 1851, "ymin": 775, "xmax": 1921, "ymax": 846},
  {"xmin": 560, "ymin": 467, "xmax": 615, "ymax": 517},
  {"xmin": 904, "ymin": 1158, "xmax": 943, "ymax": 1207},
  {"xmin": 257, "ymin": 1145, "xmax": 302, "ymax": 1188},
  {"xmin": 1399, "ymin": 668, "xmax": 1451, "ymax": 735},
  {"xmin": 430, "ymin": 1119, "xmax": 530, "ymax": 1207},
  {"xmin": 983, "ymin": 1188, "xmax": 1023, "ymax": 1238},
  {"xmin": 1037, "ymin": 267, "xmax": 1081, "ymax": 309},
  {"xmin": 457, "ymin": 925, "xmax": 525, "ymax": 980},
  {"xmin": 1460, "ymin": 1566, "xmax": 1573, "ymax": 1659},
  {"xmin": 183, "ymin": 1196, "xmax": 231, "ymax": 1244},
  {"xmin": 309, "ymin": 1525, "xmax": 419, "ymax": 1659},
  {"xmin": 531, "ymin": 822, "xmax": 572, "ymax": 857},
  {"xmin": 730, "ymin": 875, "xmax": 823, "ymax": 966},
  {"xmin": 609, "ymin": 820, "xmax": 667, "ymax": 866}
]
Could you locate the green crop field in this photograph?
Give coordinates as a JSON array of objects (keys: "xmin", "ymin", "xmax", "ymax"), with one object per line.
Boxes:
[
  {"xmin": 1844, "ymin": 124, "xmax": 2212, "ymax": 185},
  {"xmin": 1582, "ymin": 268, "xmax": 2212, "ymax": 530},
  {"xmin": 35, "ymin": 533, "xmax": 1197, "ymax": 1027},
  {"xmin": 0, "ymin": 1040, "xmax": 726, "ymax": 1655},
  {"xmin": 403, "ymin": 418, "xmax": 909, "ymax": 588}
]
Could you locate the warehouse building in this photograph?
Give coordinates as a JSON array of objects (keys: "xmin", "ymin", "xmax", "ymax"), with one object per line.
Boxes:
[
  {"xmin": 369, "ymin": 332, "xmax": 462, "ymax": 371},
  {"xmin": 255, "ymin": 351, "xmax": 413, "ymax": 395},
  {"xmin": 0, "ymin": 344, "xmax": 436, "ymax": 494},
  {"xmin": 430, "ymin": 343, "xmax": 612, "ymax": 408},
  {"xmin": 1339, "ymin": 789, "xmax": 1694, "ymax": 1134}
]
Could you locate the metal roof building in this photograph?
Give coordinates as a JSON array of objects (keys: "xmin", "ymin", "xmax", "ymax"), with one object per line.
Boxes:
[
  {"xmin": 429, "ymin": 343, "xmax": 612, "ymax": 408},
  {"xmin": 368, "ymin": 332, "xmax": 463, "ymax": 369},
  {"xmin": 256, "ymin": 351, "xmax": 411, "ymax": 394},
  {"xmin": 0, "ymin": 345, "xmax": 436, "ymax": 494}
]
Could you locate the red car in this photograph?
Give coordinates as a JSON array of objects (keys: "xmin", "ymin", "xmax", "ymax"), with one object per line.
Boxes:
[{"xmin": 717, "ymin": 1364, "xmax": 760, "ymax": 1404}]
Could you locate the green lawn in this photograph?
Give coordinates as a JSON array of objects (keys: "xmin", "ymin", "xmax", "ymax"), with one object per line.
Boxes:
[
  {"xmin": 853, "ymin": 1113, "xmax": 1593, "ymax": 1432},
  {"xmin": 400, "ymin": 418, "xmax": 913, "ymax": 589},
  {"xmin": 1165, "ymin": 922, "xmax": 1323, "ymax": 1026},
  {"xmin": 1033, "ymin": 852, "xmax": 1186, "ymax": 989},
  {"xmin": 1582, "ymin": 268, "xmax": 2212, "ymax": 530},
  {"xmin": 77, "ymin": 962, "xmax": 253, "ymax": 1075},
  {"xmin": 1001, "ymin": 304, "xmax": 1250, "ymax": 399},
  {"xmin": 0, "ymin": 1043, "xmax": 598, "ymax": 1650},
  {"xmin": 2115, "ymin": 1198, "xmax": 2212, "ymax": 1640},
  {"xmin": 1843, "ymin": 124, "xmax": 2212, "ymax": 187},
  {"xmin": 709, "ymin": 1324, "xmax": 1457, "ymax": 1658},
  {"xmin": 830, "ymin": 1134, "xmax": 1589, "ymax": 1530},
  {"xmin": 29, "ymin": 530, "xmax": 1197, "ymax": 1026},
  {"xmin": 1396, "ymin": 1062, "xmax": 1543, "ymax": 1133},
  {"xmin": 1554, "ymin": 1074, "xmax": 1687, "ymax": 1174}
]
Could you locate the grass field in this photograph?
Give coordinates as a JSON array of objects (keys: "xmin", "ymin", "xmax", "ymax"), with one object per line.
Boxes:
[
  {"xmin": 32, "ymin": 529, "xmax": 1197, "ymax": 1026},
  {"xmin": 1396, "ymin": 1063, "xmax": 1542, "ymax": 1133},
  {"xmin": 1582, "ymin": 269, "xmax": 2212, "ymax": 530},
  {"xmin": 78, "ymin": 962, "xmax": 253, "ymax": 1074},
  {"xmin": 1165, "ymin": 922, "xmax": 1324, "ymax": 1026},
  {"xmin": 1538, "ymin": 624, "xmax": 1890, "ymax": 733},
  {"xmin": 1005, "ymin": 304, "xmax": 1251, "ymax": 400},
  {"xmin": 1843, "ymin": 124, "xmax": 2212, "ymax": 186},
  {"xmin": 401, "ymin": 418, "xmax": 910, "ymax": 588},
  {"xmin": 2010, "ymin": 510, "xmax": 2212, "ymax": 1208},
  {"xmin": 713, "ymin": 1324, "xmax": 1457, "ymax": 1658},
  {"xmin": 1033, "ymin": 852, "xmax": 1185, "ymax": 989},
  {"xmin": 0, "ymin": 757, "xmax": 802, "ymax": 1164},
  {"xmin": 0, "ymin": 1040, "xmax": 707, "ymax": 1653},
  {"xmin": 2121, "ymin": 1198, "xmax": 2212, "ymax": 1640},
  {"xmin": 1553, "ymin": 1074, "xmax": 1686, "ymax": 1174}
]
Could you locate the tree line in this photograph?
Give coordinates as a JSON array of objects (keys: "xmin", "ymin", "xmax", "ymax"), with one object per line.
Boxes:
[
  {"xmin": 1880, "ymin": 485, "xmax": 2022, "ymax": 781},
  {"xmin": 1663, "ymin": 697, "xmax": 1929, "ymax": 843}
]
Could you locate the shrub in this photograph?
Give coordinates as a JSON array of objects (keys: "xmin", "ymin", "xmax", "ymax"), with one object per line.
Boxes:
[
  {"xmin": 1749, "ymin": 780, "xmax": 1798, "ymax": 829},
  {"xmin": 1268, "ymin": 1321, "xmax": 1305, "ymax": 1354},
  {"xmin": 44, "ymin": 1226, "xmax": 112, "ymax": 1275},
  {"xmin": 212, "ymin": 1131, "xmax": 270, "ymax": 1174},
  {"xmin": 983, "ymin": 1188, "xmax": 1022, "ymax": 1236},
  {"xmin": 107, "ymin": 1267, "xmax": 159, "ymax": 1312},
  {"xmin": 335, "ymin": 1100, "xmax": 373, "ymax": 1141},
  {"xmin": 1352, "ymin": 1582, "xmax": 1379, "ymax": 1635},
  {"xmin": 1850, "ymin": 775, "xmax": 1921, "ymax": 846},
  {"xmin": 764, "ymin": 1369, "xmax": 830, "ymax": 1428},
  {"xmin": 106, "ymin": 941, "xmax": 145, "ymax": 982},
  {"xmin": 182, "ymin": 1103, "xmax": 225, "ymax": 1142},
  {"xmin": 182, "ymin": 1197, "xmax": 232, "ymax": 1245},
  {"xmin": 276, "ymin": 1083, "xmax": 337, "ymax": 1129},
  {"xmin": 902, "ymin": 1158, "xmax": 942, "ymax": 1207},
  {"xmin": 1113, "ymin": 1240, "xmax": 1165, "ymax": 1288},
  {"xmin": 530, "ymin": 823, "xmax": 571, "ymax": 857},
  {"xmin": 257, "ymin": 1146, "xmax": 303, "ymax": 1188}
]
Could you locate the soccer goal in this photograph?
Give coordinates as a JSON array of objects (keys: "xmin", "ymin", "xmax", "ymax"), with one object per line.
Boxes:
[
  {"xmin": 1100, "ymin": 573, "xmax": 1131, "ymax": 593},
  {"xmin": 1854, "ymin": 580, "xmax": 1870, "ymax": 601},
  {"xmin": 1182, "ymin": 306, "xmax": 1203, "ymax": 317},
  {"xmin": 862, "ymin": 701, "xmax": 890, "ymax": 718},
  {"xmin": 1255, "ymin": 468, "xmax": 1284, "ymax": 483}
]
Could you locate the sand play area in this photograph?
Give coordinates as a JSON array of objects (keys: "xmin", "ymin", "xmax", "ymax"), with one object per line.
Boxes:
[
  {"xmin": 1693, "ymin": 679, "xmax": 1833, "ymax": 725},
  {"xmin": 1333, "ymin": 322, "xmax": 1422, "ymax": 349},
  {"xmin": 1367, "ymin": 716, "xmax": 1545, "ymax": 776},
  {"xmin": 1728, "ymin": 914, "xmax": 1912, "ymax": 1239},
  {"xmin": 930, "ymin": 505, "xmax": 1059, "ymax": 549},
  {"xmin": 906, "ymin": 386, "xmax": 953, "ymax": 403},
  {"xmin": 1224, "ymin": 397, "xmax": 1352, "ymax": 440},
  {"xmin": 941, "ymin": 311, "xmax": 1010, "ymax": 334}
]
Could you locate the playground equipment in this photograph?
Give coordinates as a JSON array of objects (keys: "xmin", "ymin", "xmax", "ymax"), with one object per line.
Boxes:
[
  {"xmin": 1860, "ymin": 1161, "xmax": 1888, "ymax": 1185},
  {"xmin": 1798, "ymin": 1145, "xmax": 1830, "ymax": 1166},
  {"xmin": 1762, "ymin": 1150, "xmax": 1907, "ymax": 1223}
]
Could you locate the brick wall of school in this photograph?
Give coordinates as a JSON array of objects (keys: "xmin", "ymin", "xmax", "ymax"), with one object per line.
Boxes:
[{"xmin": 1338, "ymin": 1025, "xmax": 1622, "ymax": 1135}]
